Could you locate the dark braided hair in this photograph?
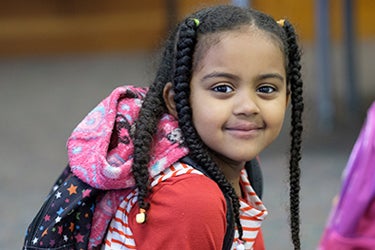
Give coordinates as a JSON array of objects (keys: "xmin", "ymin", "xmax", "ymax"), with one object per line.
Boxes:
[
  {"xmin": 131, "ymin": 5, "xmax": 303, "ymax": 249},
  {"xmin": 283, "ymin": 20, "xmax": 304, "ymax": 250}
]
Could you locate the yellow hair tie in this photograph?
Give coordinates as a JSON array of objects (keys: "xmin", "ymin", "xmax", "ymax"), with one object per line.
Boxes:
[
  {"xmin": 192, "ymin": 18, "xmax": 200, "ymax": 27},
  {"xmin": 277, "ymin": 19, "xmax": 285, "ymax": 27},
  {"xmin": 136, "ymin": 208, "xmax": 147, "ymax": 224}
]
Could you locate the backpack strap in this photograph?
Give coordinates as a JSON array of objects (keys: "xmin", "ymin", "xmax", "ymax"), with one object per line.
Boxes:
[
  {"xmin": 245, "ymin": 158, "xmax": 263, "ymax": 199},
  {"xmin": 180, "ymin": 156, "xmax": 263, "ymax": 250}
]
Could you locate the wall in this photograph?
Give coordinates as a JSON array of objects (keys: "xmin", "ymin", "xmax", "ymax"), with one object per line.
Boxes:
[{"xmin": 0, "ymin": 0, "xmax": 374, "ymax": 56}]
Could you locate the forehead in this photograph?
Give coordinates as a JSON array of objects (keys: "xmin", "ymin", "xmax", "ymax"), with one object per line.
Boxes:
[
  {"xmin": 193, "ymin": 26, "xmax": 285, "ymax": 69},
  {"xmin": 191, "ymin": 27, "xmax": 287, "ymax": 82}
]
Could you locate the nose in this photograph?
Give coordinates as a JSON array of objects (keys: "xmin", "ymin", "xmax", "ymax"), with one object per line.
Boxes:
[{"xmin": 233, "ymin": 91, "xmax": 260, "ymax": 116}]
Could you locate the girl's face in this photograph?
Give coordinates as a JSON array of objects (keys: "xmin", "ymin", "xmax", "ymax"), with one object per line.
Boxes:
[{"xmin": 190, "ymin": 27, "xmax": 289, "ymax": 168}]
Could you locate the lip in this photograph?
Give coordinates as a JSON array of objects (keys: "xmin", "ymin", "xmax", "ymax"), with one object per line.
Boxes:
[{"xmin": 225, "ymin": 122, "xmax": 264, "ymax": 139}]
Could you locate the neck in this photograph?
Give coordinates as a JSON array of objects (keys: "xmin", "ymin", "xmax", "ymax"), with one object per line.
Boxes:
[
  {"xmin": 210, "ymin": 154, "xmax": 244, "ymax": 197},
  {"xmin": 221, "ymin": 164, "xmax": 243, "ymax": 197}
]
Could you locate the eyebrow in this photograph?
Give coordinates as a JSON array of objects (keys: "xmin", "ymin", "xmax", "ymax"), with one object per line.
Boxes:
[
  {"xmin": 201, "ymin": 71, "xmax": 240, "ymax": 82},
  {"xmin": 201, "ymin": 71, "xmax": 285, "ymax": 82},
  {"xmin": 255, "ymin": 73, "xmax": 285, "ymax": 82}
]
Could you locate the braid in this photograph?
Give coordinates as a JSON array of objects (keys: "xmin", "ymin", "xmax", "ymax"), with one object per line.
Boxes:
[
  {"xmin": 283, "ymin": 20, "xmax": 304, "ymax": 250},
  {"xmin": 132, "ymin": 83, "xmax": 165, "ymax": 211},
  {"xmin": 172, "ymin": 18, "xmax": 244, "ymax": 240},
  {"xmin": 132, "ymin": 26, "xmax": 178, "ymax": 212}
]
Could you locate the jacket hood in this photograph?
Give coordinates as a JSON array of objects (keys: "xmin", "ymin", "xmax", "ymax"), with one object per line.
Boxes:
[{"xmin": 67, "ymin": 85, "xmax": 189, "ymax": 190}]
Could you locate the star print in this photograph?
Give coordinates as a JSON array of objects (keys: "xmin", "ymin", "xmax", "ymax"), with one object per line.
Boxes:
[
  {"xmin": 55, "ymin": 191, "xmax": 62, "ymax": 199},
  {"xmin": 49, "ymin": 239, "xmax": 55, "ymax": 246},
  {"xmin": 65, "ymin": 198, "xmax": 70, "ymax": 203},
  {"xmin": 75, "ymin": 212, "xmax": 81, "ymax": 221},
  {"xmin": 42, "ymin": 229, "xmax": 48, "ymax": 237},
  {"xmin": 44, "ymin": 214, "xmax": 50, "ymax": 221},
  {"xmin": 56, "ymin": 207, "xmax": 64, "ymax": 216},
  {"xmin": 75, "ymin": 233, "xmax": 84, "ymax": 243},
  {"xmin": 63, "ymin": 235, "xmax": 69, "ymax": 242},
  {"xmin": 53, "ymin": 185, "xmax": 58, "ymax": 191},
  {"xmin": 32, "ymin": 237, "xmax": 38, "ymax": 244},
  {"xmin": 58, "ymin": 226, "xmax": 63, "ymax": 235},
  {"xmin": 82, "ymin": 189, "xmax": 91, "ymax": 198},
  {"xmin": 67, "ymin": 184, "xmax": 77, "ymax": 195},
  {"xmin": 55, "ymin": 216, "xmax": 61, "ymax": 223},
  {"xmin": 69, "ymin": 222, "xmax": 75, "ymax": 232}
]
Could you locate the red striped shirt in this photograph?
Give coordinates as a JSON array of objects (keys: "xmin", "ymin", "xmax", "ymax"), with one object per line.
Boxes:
[{"xmin": 103, "ymin": 163, "xmax": 267, "ymax": 249}]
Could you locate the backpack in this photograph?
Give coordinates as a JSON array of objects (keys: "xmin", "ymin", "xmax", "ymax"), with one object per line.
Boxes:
[
  {"xmin": 23, "ymin": 166, "xmax": 99, "ymax": 250},
  {"xmin": 23, "ymin": 157, "xmax": 263, "ymax": 250},
  {"xmin": 319, "ymin": 102, "xmax": 375, "ymax": 249}
]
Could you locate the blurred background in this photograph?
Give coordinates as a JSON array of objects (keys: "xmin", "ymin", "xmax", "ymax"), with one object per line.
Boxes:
[{"xmin": 0, "ymin": 0, "xmax": 374, "ymax": 249}]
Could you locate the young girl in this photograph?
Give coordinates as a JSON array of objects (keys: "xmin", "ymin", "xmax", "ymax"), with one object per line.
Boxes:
[{"xmin": 24, "ymin": 4, "xmax": 303, "ymax": 250}]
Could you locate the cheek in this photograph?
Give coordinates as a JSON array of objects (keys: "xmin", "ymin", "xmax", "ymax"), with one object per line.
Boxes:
[
  {"xmin": 190, "ymin": 102, "xmax": 224, "ymax": 143},
  {"xmin": 190, "ymin": 92, "xmax": 214, "ymax": 128},
  {"xmin": 265, "ymin": 103, "xmax": 287, "ymax": 131},
  {"xmin": 275, "ymin": 111, "xmax": 287, "ymax": 132},
  {"xmin": 192, "ymin": 106, "xmax": 213, "ymax": 131}
]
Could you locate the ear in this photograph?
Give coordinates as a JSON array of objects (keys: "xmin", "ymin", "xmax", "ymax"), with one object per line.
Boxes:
[
  {"xmin": 163, "ymin": 82, "xmax": 178, "ymax": 118},
  {"xmin": 286, "ymin": 92, "xmax": 291, "ymax": 107},
  {"xmin": 285, "ymin": 88, "xmax": 291, "ymax": 107}
]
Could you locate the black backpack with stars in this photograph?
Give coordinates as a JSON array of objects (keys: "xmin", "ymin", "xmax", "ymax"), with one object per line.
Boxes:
[
  {"xmin": 23, "ymin": 158, "xmax": 263, "ymax": 250},
  {"xmin": 23, "ymin": 166, "xmax": 99, "ymax": 250}
]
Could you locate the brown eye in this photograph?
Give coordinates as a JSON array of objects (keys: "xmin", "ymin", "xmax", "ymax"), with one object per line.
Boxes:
[
  {"xmin": 257, "ymin": 85, "xmax": 276, "ymax": 94},
  {"xmin": 212, "ymin": 85, "xmax": 233, "ymax": 93}
]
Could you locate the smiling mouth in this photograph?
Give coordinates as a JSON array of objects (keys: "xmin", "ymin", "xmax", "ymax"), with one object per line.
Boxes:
[{"xmin": 225, "ymin": 125, "xmax": 264, "ymax": 138}]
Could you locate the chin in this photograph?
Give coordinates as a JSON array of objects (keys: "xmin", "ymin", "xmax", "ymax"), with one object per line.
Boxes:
[{"xmin": 236, "ymin": 152, "xmax": 261, "ymax": 161}]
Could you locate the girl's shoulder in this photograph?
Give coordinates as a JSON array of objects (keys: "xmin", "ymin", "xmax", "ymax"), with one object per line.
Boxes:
[
  {"xmin": 121, "ymin": 162, "xmax": 227, "ymax": 249},
  {"xmin": 149, "ymin": 161, "xmax": 226, "ymax": 207}
]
